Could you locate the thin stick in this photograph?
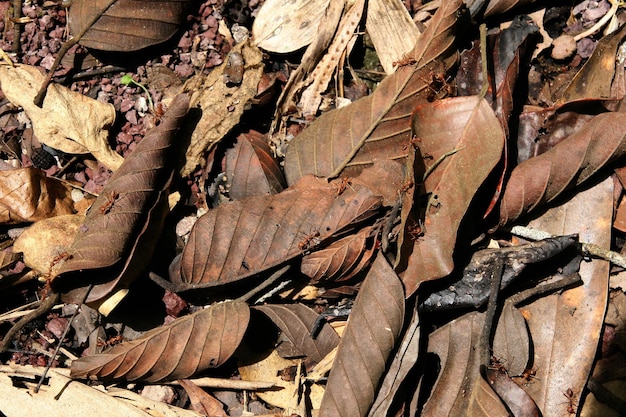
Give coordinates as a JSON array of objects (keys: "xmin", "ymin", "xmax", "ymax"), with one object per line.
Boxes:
[
  {"xmin": 11, "ymin": 0, "xmax": 22, "ymax": 54},
  {"xmin": 478, "ymin": 23, "xmax": 490, "ymax": 100},
  {"xmin": 236, "ymin": 265, "xmax": 290, "ymax": 303},
  {"xmin": 34, "ymin": 284, "xmax": 93, "ymax": 393},
  {"xmin": 480, "ymin": 260, "xmax": 504, "ymax": 366}
]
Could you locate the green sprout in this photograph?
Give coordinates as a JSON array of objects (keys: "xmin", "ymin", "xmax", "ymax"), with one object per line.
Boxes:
[{"xmin": 120, "ymin": 74, "xmax": 155, "ymax": 114}]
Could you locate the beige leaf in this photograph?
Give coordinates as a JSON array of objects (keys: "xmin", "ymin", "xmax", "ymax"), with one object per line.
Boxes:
[
  {"xmin": 181, "ymin": 39, "xmax": 263, "ymax": 175},
  {"xmin": 13, "ymin": 214, "xmax": 84, "ymax": 276},
  {"xmin": 252, "ymin": 0, "xmax": 330, "ymax": 53},
  {"xmin": 0, "ymin": 64, "xmax": 123, "ymax": 171},
  {"xmin": 366, "ymin": 0, "xmax": 420, "ymax": 74}
]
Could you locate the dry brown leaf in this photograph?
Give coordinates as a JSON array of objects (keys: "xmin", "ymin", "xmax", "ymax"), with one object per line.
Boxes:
[
  {"xmin": 68, "ymin": 0, "xmax": 192, "ymax": 52},
  {"xmin": 283, "ymin": 0, "xmax": 462, "ymax": 182},
  {"xmin": 319, "ymin": 253, "xmax": 404, "ymax": 417},
  {"xmin": 0, "ymin": 65, "xmax": 122, "ymax": 170},
  {"xmin": 252, "ymin": 0, "xmax": 330, "ymax": 53},
  {"xmin": 166, "ymin": 175, "xmax": 382, "ymax": 295},
  {"xmin": 225, "ymin": 131, "xmax": 286, "ymax": 200},
  {"xmin": 466, "ymin": 369, "xmax": 511, "ymax": 417},
  {"xmin": 400, "ymin": 96, "xmax": 505, "ymax": 296},
  {"xmin": 13, "ymin": 214, "xmax": 84, "ymax": 276},
  {"xmin": 484, "ymin": 368, "xmax": 541, "ymax": 417},
  {"xmin": 52, "ymin": 94, "xmax": 190, "ymax": 305},
  {"xmin": 71, "ymin": 300, "xmax": 250, "ymax": 382},
  {"xmin": 499, "ymin": 112, "xmax": 626, "ymax": 226},
  {"xmin": 0, "ymin": 167, "xmax": 75, "ymax": 224},
  {"xmin": 179, "ymin": 379, "xmax": 228, "ymax": 417},
  {"xmin": 181, "ymin": 39, "xmax": 263, "ymax": 176},
  {"xmin": 519, "ymin": 177, "xmax": 612, "ymax": 416}
]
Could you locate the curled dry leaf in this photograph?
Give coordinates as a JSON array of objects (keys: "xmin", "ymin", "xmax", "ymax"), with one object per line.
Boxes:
[
  {"xmin": 68, "ymin": 0, "xmax": 192, "ymax": 52},
  {"xmin": 71, "ymin": 300, "xmax": 250, "ymax": 382},
  {"xmin": 499, "ymin": 112, "xmax": 626, "ymax": 226},
  {"xmin": 300, "ymin": 225, "xmax": 377, "ymax": 283},
  {"xmin": 283, "ymin": 0, "xmax": 462, "ymax": 182},
  {"xmin": 225, "ymin": 130, "xmax": 286, "ymax": 200},
  {"xmin": 179, "ymin": 379, "xmax": 228, "ymax": 417},
  {"xmin": 181, "ymin": 39, "xmax": 264, "ymax": 176},
  {"xmin": 0, "ymin": 65, "xmax": 122, "ymax": 171},
  {"xmin": 51, "ymin": 94, "xmax": 190, "ymax": 304},
  {"xmin": 166, "ymin": 175, "xmax": 382, "ymax": 294},
  {"xmin": 400, "ymin": 96, "xmax": 505, "ymax": 296},
  {"xmin": 254, "ymin": 304, "xmax": 339, "ymax": 370},
  {"xmin": 0, "ymin": 167, "xmax": 75, "ymax": 224},
  {"xmin": 319, "ymin": 253, "xmax": 404, "ymax": 417}
]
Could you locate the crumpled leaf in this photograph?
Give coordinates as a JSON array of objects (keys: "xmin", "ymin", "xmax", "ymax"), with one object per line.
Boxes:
[
  {"xmin": 179, "ymin": 379, "xmax": 228, "ymax": 417},
  {"xmin": 181, "ymin": 39, "xmax": 264, "ymax": 176},
  {"xmin": 319, "ymin": 253, "xmax": 404, "ymax": 417},
  {"xmin": 300, "ymin": 225, "xmax": 377, "ymax": 284},
  {"xmin": 225, "ymin": 131, "xmax": 286, "ymax": 200},
  {"xmin": 499, "ymin": 112, "xmax": 626, "ymax": 226},
  {"xmin": 0, "ymin": 167, "xmax": 75, "ymax": 224},
  {"xmin": 51, "ymin": 94, "xmax": 190, "ymax": 304},
  {"xmin": 71, "ymin": 300, "xmax": 249, "ymax": 382},
  {"xmin": 165, "ymin": 175, "xmax": 382, "ymax": 294},
  {"xmin": 69, "ymin": 0, "xmax": 192, "ymax": 52},
  {"xmin": 254, "ymin": 304, "xmax": 339, "ymax": 370},
  {"xmin": 400, "ymin": 96, "xmax": 505, "ymax": 296},
  {"xmin": 0, "ymin": 65, "xmax": 122, "ymax": 171},
  {"xmin": 252, "ymin": 0, "xmax": 330, "ymax": 53},
  {"xmin": 283, "ymin": 0, "xmax": 462, "ymax": 182},
  {"xmin": 13, "ymin": 214, "xmax": 84, "ymax": 276}
]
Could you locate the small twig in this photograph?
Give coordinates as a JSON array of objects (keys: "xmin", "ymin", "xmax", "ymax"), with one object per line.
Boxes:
[
  {"xmin": 11, "ymin": 0, "xmax": 22, "ymax": 54},
  {"xmin": 422, "ymin": 147, "xmax": 465, "ymax": 182},
  {"xmin": 480, "ymin": 260, "xmax": 504, "ymax": 366},
  {"xmin": 478, "ymin": 23, "xmax": 489, "ymax": 100},
  {"xmin": 35, "ymin": 284, "xmax": 93, "ymax": 393},
  {"xmin": 573, "ymin": 0, "xmax": 620, "ymax": 41},
  {"xmin": 508, "ymin": 273, "xmax": 582, "ymax": 306},
  {"xmin": 236, "ymin": 265, "xmax": 291, "ymax": 303},
  {"xmin": 0, "ymin": 292, "xmax": 60, "ymax": 353}
]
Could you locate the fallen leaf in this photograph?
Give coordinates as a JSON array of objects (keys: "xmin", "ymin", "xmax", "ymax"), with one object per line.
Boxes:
[
  {"xmin": 484, "ymin": 367, "xmax": 541, "ymax": 417},
  {"xmin": 52, "ymin": 94, "xmax": 190, "ymax": 305},
  {"xmin": 400, "ymin": 96, "xmax": 505, "ymax": 296},
  {"xmin": 0, "ymin": 65, "xmax": 122, "ymax": 170},
  {"xmin": 179, "ymin": 379, "xmax": 228, "ymax": 417},
  {"xmin": 68, "ymin": 0, "xmax": 192, "ymax": 51},
  {"xmin": 71, "ymin": 300, "xmax": 249, "ymax": 382},
  {"xmin": 283, "ymin": 0, "xmax": 462, "ymax": 182},
  {"xmin": 13, "ymin": 214, "xmax": 84, "ymax": 276},
  {"xmin": 181, "ymin": 39, "xmax": 264, "ymax": 176},
  {"xmin": 166, "ymin": 176, "xmax": 382, "ymax": 295},
  {"xmin": 319, "ymin": 253, "xmax": 405, "ymax": 417},
  {"xmin": 225, "ymin": 131, "xmax": 286, "ymax": 200},
  {"xmin": 0, "ymin": 167, "xmax": 75, "ymax": 224}
]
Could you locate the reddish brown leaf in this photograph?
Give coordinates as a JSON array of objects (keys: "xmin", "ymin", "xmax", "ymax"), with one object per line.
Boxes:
[
  {"xmin": 167, "ymin": 176, "xmax": 382, "ymax": 293},
  {"xmin": 499, "ymin": 112, "xmax": 626, "ymax": 226},
  {"xmin": 71, "ymin": 300, "xmax": 249, "ymax": 382},
  {"xmin": 400, "ymin": 96, "xmax": 505, "ymax": 296},
  {"xmin": 225, "ymin": 130, "xmax": 286, "ymax": 200},
  {"xmin": 52, "ymin": 94, "xmax": 190, "ymax": 304},
  {"xmin": 478, "ymin": 0, "xmax": 539, "ymax": 18},
  {"xmin": 283, "ymin": 0, "xmax": 462, "ymax": 182},
  {"xmin": 179, "ymin": 379, "xmax": 228, "ymax": 417},
  {"xmin": 484, "ymin": 368, "xmax": 540, "ymax": 417},
  {"xmin": 300, "ymin": 225, "xmax": 377, "ymax": 283},
  {"xmin": 319, "ymin": 253, "xmax": 404, "ymax": 417},
  {"xmin": 69, "ymin": 0, "xmax": 192, "ymax": 52},
  {"xmin": 254, "ymin": 304, "xmax": 339, "ymax": 370},
  {"xmin": 0, "ymin": 167, "xmax": 75, "ymax": 224}
]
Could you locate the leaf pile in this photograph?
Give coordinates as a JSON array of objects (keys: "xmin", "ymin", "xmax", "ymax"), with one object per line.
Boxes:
[{"xmin": 3, "ymin": 1, "xmax": 626, "ymax": 417}]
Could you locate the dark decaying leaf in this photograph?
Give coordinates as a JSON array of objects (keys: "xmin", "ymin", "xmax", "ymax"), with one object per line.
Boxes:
[
  {"xmin": 492, "ymin": 300, "xmax": 531, "ymax": 377},
  {"xmin": 499, "ymin": 112, "xmax": 626, "ymax": 226},
  {"xmin": 400, "ymin": 96, "xmax": 504, "ymax": 296},
  {"xmin": 225, "ymin": 131, "xmax": 286, "ymax": 200},
  {"xmin": 71, "ymin": 300, "xmax": 250, "ymax": 382},
  {"xmin": 52, "ymin": 94, "xmax": 190, "ymax": 304},
  {"xmin": 484, "ymin": 368, "xmax": 541, "ymax": 417},
  {"xmin": 300, "ymin": 225, "xmax": 377, "ymax": 284},
  {"xmin": 283, "ymin": 0, "xmax": 462, "ymax": 182},
  {"xmin": 254, "ymin": 304, "xmax": 339, "ymax": 370},
  {"xmin": 319, "ymin": 253, "xmax": 404, "ymax": 417},
  {"xmin": 166, "ymin": 175, "xmax": 382, "ymax": 294},
  {"xmin": 0, "ymin": 167, "xmax": 75, "ymax": 224},
  {"xmin": 69, "ymin": 0, "xmax": 192, "ymax": 52},
  {"xmin": 419, "ymin": 235, "xmax": 579, "ymax": 311}
]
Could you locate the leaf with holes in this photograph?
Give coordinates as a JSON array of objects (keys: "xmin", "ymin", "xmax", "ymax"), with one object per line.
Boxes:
[{"xmin": 71, "ymin": 300, "xmax": 249, "ymax": 382}]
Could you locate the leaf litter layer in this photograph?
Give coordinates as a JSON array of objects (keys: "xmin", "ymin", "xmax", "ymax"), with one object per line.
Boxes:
[{"xmin": 2, "ymin": 0, "xmax": 626, "ymax": 416}]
